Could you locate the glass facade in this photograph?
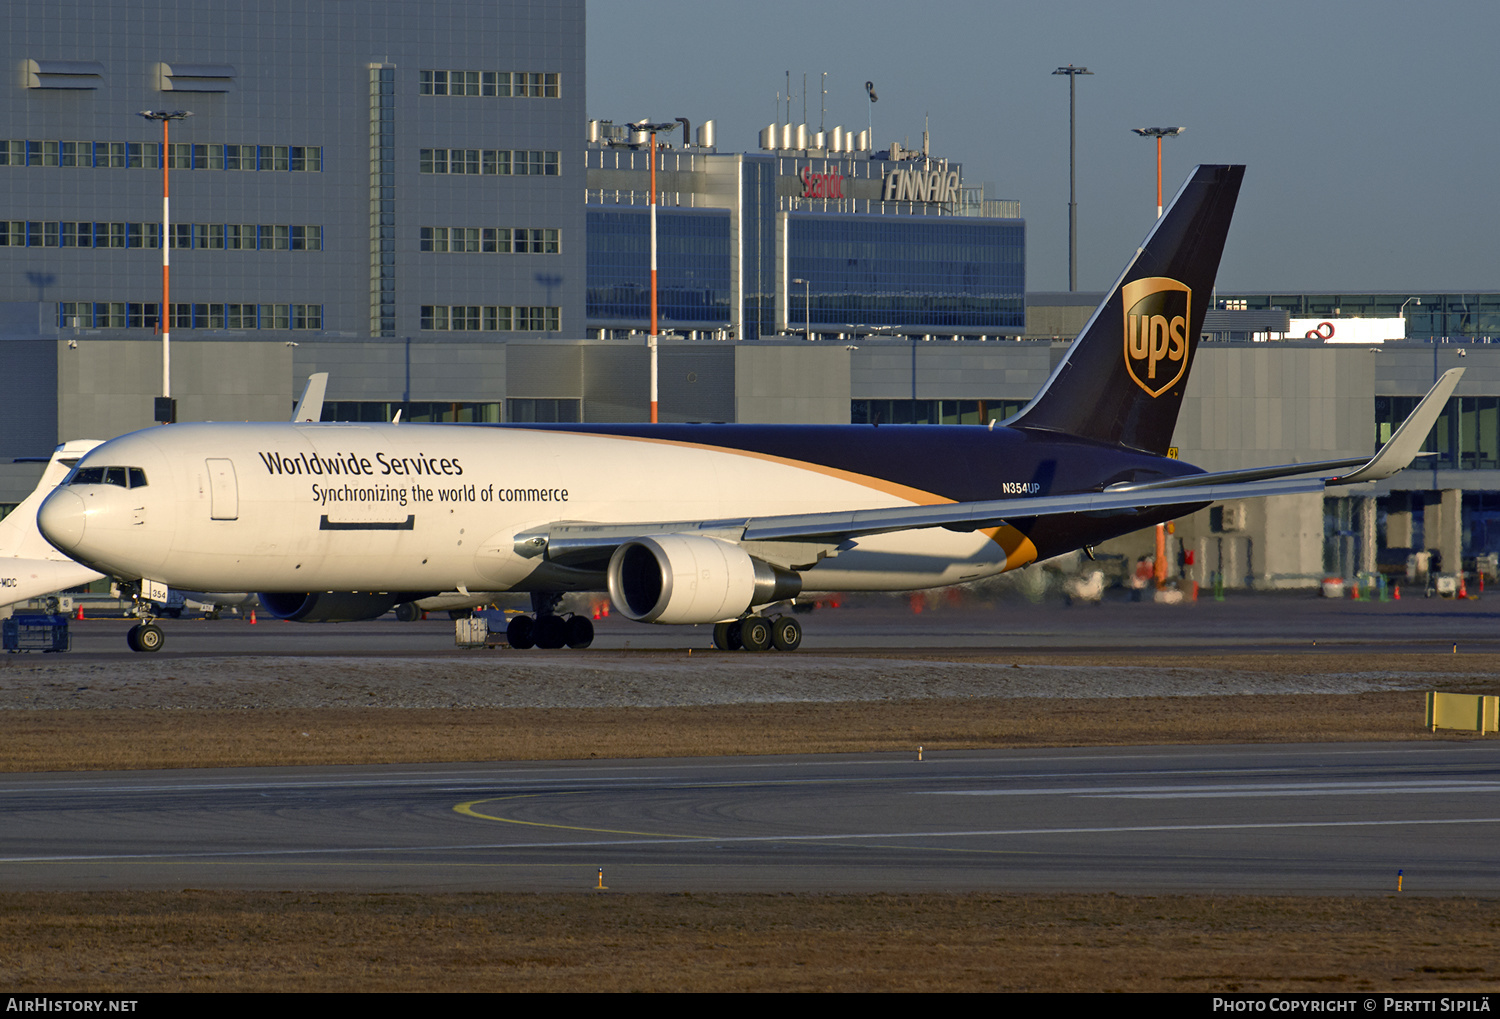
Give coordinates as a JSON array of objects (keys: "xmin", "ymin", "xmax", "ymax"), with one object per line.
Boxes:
[
  {"xmin": 1377, "ymin": 395, "xmax": 1500, "ymax": 470},
  {"xmin": 788, "ymin": 214, "xmax": 1024, "ymax": 332},
  {"xmin": 1223, "ymin": 292, "xmax": 1500, "ymax": 342},
  {"xmin": 851, "ymin": 398, "xmax": 1028, "ymax": 425},
  {"xmin": 321, "ymin": 401, "xmax": 502, "ymax": 423},
  {"xmin": 742, "ymin": 157, "xmax": 777, "ymax": 340},
  {"xmin": 586, "ymin": 209, "xmax": 732, "ymax": 325}
]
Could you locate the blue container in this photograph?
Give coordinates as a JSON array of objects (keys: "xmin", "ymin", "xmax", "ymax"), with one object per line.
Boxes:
[{"xmin": 2, "ymin": 614, "xmax": 70, "ymax": 652}]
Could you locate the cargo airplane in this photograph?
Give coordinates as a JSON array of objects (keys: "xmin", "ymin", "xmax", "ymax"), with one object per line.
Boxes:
[
  {"xmin": 36, "ymin": 165, "xmax": 1461, "ymax": 652},
  {"xmin": 2, "ymin": 374, "xmax": 330, "ymax": 625}
]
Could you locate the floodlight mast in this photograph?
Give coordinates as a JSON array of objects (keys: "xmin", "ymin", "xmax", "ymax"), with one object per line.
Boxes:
[
  {"xmin": 1052, "ymin": 66, "xmax": 1091, "ymax": 291},
  {"xmin": 633, "ymin": 120, "xmax": 677, "ymax": 422},
  {"xmin": 138, "ymin": 110, "xmax": 192, "ymax": 420},
  {"xmin": 1132, "ymin": 126, "xmax": 1186, "ymax": 218}
]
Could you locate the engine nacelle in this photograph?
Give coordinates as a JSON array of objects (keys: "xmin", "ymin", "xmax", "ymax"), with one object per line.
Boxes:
[
  {"xmin": 607, "ymin": 535, "xmax": 801, "ymax": 624},
  {"xmin": 256, "ymin": 591, "xmax": 406, "ymax": 623}
]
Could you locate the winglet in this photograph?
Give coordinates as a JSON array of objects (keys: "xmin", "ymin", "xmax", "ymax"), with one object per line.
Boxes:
[
  {"xmin": 1334, "ymin": 367, "xmax": 1464, "ymax": 485},
  {"xmin": 291, "ymin": 372, "xmax": 329, "ymax": 423}
]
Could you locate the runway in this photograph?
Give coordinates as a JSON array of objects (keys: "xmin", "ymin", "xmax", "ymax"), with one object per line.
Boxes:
[
  {"xmin": 3, "ymin": 741, "xmax": 1496, "ymax": 894},
  {"xmin": 46, "ymin": 592, "xmax": 1500, "ymax": 658}
]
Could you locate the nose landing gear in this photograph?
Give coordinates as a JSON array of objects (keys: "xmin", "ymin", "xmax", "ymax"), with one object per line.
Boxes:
[
  {"xmin": 126, "ymin": 622, "xmax": 165, "ymax": 652},
  {"xmin": 124, "ymin": 588, "xmax": 166, "ymax": 652}
]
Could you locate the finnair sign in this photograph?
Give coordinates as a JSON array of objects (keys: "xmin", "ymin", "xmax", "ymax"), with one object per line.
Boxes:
[
  {"xmin": 1289, "ymin": 317, "xmax": 1406, "ymax": 344},
  {"xmin": 882, "ymin": 168, "xmax": 961, "ymax": 203}
]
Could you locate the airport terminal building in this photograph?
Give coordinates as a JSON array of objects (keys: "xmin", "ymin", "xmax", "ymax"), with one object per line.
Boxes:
[
  {"xmin": 583, "ymin": 123, "xmax": 1025, "ymax": 342},
  {"xmin": 5, "ymin": 0, "xmax": 1500, "ymax": 592}
]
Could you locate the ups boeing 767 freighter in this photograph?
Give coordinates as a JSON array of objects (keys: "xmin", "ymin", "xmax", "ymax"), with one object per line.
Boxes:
[{"xmin": 36, "ymin": 166, "xmax": 1461, "ymax": 652}]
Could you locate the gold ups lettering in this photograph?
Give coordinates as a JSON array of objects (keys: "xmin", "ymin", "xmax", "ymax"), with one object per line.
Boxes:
[{"xmin": 1122, "ymin": 277, "xmax": 1191, "ymax": 397}]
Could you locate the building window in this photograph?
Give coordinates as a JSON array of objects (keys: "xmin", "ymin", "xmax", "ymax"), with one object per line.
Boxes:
[
  {"xmin": 420, "ymin": 69, "xmax": 557, "ymax": 98},
  {"xmin": 57, "ymin": 302, "xmax": 322, "ymax": 331},
  {"xmin": 507, "ymin": 398, "xmax": 580, "ymax": 423},
  {"xmin": 258, "ymin": 145, "xmax": 289, "ymax": 171},
  {"xmin": 421, "ymin": 226, "xmax": 555, "ymax": 253},
  {"xmin": 419, "ymin": 148, "xmax": 558, "ymax": 176},
  {"xmin": 420, "ymin": 305, "xmax": 559, "ymax": 332},
  {"xmin": 16, "ymin": 221, "xmax": 320, "ymax": 251},
  {"xmin": 850, "ymin": 399, "xmax": 1029, "ymax": 426},
  {"xmin": 59, "ymin": 141, "xmax": 90, "ymax": 167},
  {"xmin": 321, "ymin": 401, "xmax": 503, "ymax": 423}
]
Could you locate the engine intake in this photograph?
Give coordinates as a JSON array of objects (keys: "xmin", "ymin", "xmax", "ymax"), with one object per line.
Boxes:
[
  {"xmin": 607, "ymin": 535, "xmax": 800, "ymax": 624},
  {"xmin": 257, "ymin": 591, "xmax": 408, "ymax": 623}
]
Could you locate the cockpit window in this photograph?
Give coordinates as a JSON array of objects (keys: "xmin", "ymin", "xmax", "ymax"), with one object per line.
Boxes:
[{"xmin": 68, "ymin": 466, "xmax": 147, "ymax": 488}]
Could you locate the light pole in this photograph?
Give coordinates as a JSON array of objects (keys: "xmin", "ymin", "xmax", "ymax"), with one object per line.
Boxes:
[
  {"xmin": 1132, "ymin": 126, "xmax": 1184, "ymax": 219},
  {"xmin": 138, "ymin": 109, "xmax": 192, "ymax": 424},
  {"xmin": 1052, "ymin": 65, "xmax": 1091, "ymax": 291},
  {"xmin": 1400, "ymin": 296, "xmax": 1423, "ymax": 339},
  {"xmin": 630, "ymin": 121, "xmax": 678, "ymax": 422},
  {"xmin": 1133, "ymin": 124, "xmax": 1186, "ymax": 591},
  {"xmin": 792, "ymin": 278, "xmax": 811, "ymax": 339}
]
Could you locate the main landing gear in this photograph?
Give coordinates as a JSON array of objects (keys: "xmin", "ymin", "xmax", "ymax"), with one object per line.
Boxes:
[
  {"xmin": 505, "ymin": 592, "xmax": 594, "ymax": 650},
  {"xmin": 712, "ymin": 613, "xmax": 802, "ymax": 652}
]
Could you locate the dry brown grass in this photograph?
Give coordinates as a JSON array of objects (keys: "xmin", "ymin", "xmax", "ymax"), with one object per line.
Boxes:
[
  {"xmin": 0, "ymin": 691, "xmax": 1458, "ymax": 773},
  {"xmin": 3, "ymin": 890, "xmax": 1496, "ymax": 992}
]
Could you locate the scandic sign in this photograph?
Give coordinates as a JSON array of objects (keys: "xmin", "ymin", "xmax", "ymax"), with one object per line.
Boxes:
[{"xmin": 800, "ymin": 166, "xmax": 844, "ymax": 199}]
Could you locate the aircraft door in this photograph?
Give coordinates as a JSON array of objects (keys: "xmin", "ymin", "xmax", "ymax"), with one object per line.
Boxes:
[{"xmin": 206, "ymin": 459, "xmax": 239, "ymax": 520}]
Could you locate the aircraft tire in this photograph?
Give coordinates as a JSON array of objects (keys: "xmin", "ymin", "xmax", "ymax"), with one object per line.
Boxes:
[
  {"xmin": 770, "ymin": 615, "xmax": 802, "ymax": 652},
  {"xmin": 134, "ymin": 624, "xmax": 165, "ymax": 653},
  {"xmin": 712, "ymin": 622, "xmax": 739, "ymax": 651},
  {"xmin": 565, "ymin": 615, "xmax": 594, "ymax": 650},
  {"xmin": 534, "ymin": 614, "xmax": 568, "ymax": 650},
  {"xmin": 714, "ymin": 621, "xmax": 744, "ymax": 651},
  {"xmin": 126, "ymin": 625, "xmax": 141, "ymax": 652},
  {"xmin": 394, "ymin": 602, "xmax": 420, "ymax": 622},
  {"xmin": 506, "ymin": 614, "xmax": 536, "ymax": 650},
  {"xmin": 739, "ymin": 615, "xmax": 772, "ymax": 652}
]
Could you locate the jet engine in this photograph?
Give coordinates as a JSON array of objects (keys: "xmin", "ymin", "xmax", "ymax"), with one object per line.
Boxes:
[
  {"xmin": 607, "ymin": 535, "xmax": 800, "ymax": 624},
  {"xmin": 256, "ymin": 591, "xmax": 408, "ymax": 623}
]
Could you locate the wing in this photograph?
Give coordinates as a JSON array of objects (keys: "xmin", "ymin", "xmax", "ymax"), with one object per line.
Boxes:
[{"xmin": 519, "ymin": 368, "xmax": 1462, "ymax": 570}]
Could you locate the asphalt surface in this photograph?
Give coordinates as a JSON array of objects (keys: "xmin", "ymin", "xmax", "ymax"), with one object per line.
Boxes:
[
  {"xmin": 1, "ymin": 742, "xmax": 1496, "ymax": 894},
  {"xmin": 38, "ymin": 590, "xmax": 1500, "ymax": 657},
  {"xmin": 6, "ymin": 594, "xmax": 1498, "ymax": 895}
]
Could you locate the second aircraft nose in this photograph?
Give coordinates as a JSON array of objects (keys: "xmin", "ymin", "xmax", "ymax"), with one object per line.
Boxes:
[{"xmin": 38, "ymin": 489, "xmax": 87, "ymax": 554}]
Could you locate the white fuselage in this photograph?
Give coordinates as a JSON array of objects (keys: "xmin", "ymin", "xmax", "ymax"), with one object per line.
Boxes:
[
  {"xmin": 2, "ymin": 439, "xmax": 107, "ymax": 609},
  {"xmin": 38, "ymin": 422, "xmax": 1015, "ymax": 599}
]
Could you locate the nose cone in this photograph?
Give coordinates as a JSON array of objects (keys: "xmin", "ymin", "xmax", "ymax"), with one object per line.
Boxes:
[{"xmin": 38, "ymin": 489, "xmax": 87, "ymax": 554}]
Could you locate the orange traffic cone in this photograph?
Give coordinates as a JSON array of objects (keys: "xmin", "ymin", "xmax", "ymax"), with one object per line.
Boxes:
[
  {"xmin": 75, "ymin": 604, "xmax": 85, "ymax": 621},
  {"xmin": 249, "ymin": 609, "xmax": 257, "ymax": 625},
  {"xmin": 1393, "ymin": 583, "xmax": 1401, "ymax": 600},
  {"xmin": 1459, "ymin": 574, "xmax": 1468, "ymax": 599}
]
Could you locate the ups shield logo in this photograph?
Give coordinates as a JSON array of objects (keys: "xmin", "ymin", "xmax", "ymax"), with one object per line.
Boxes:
[{"xmin": 1122, "ymin": 277, "xmax": 1192, "ymax": 398}]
